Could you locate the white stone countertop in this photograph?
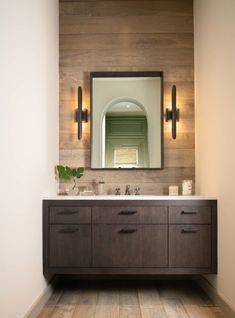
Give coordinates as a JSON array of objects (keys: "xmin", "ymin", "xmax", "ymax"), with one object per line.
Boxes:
[{"xmin": 43, "ymin": 195, "xmax": 217, "ymax": 201}]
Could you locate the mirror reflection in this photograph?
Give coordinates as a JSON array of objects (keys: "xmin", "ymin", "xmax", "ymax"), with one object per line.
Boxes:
[
  {"xmin": 105, "ymin": 101, "xmax": 148, "ymax": 168},
  {"xmin": 91, "ymin": 72, "xmax": 163, "ymax": 169}
]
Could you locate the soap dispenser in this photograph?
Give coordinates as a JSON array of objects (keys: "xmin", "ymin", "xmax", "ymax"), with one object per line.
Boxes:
[{"xmin": 97, "ymin": 178, "xmax": 105, "ymax": 195}]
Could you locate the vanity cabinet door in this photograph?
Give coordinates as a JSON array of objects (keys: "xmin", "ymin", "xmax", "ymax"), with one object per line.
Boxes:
[
  {"xmin": 169, "ymin": 225, "xmax": 211, "ymax": 268},
  {"xmin": 141, "ymin": 225, "xmax": 168, "ymax": 267},
  {"xmin": 49, "ymin": 225, "xmax": 91, "ymax": 267},
  {"xmin": 93, "ymin": 225, "xmax": 140, "ymax": 267},
  {"xmin": 92, "ymin": 225, "xmax": 167, "ymax": 268}
]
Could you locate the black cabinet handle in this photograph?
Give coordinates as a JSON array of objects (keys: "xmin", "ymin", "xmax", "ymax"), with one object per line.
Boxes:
[
  {"xmin": 181, "ymin": 211, "xmax": 197, "ymax": 215},
  {"xmin": 118, "ymin": 229, "xmax": 137, "ymax": 234},
  {"xmin": 181, "ymin": 228, "xmax": 198, "ymax": 233},
  {"xmin": 57, "ymin": 228, "xmax": 78, "ymax": 233},
  {"xmin": 118, "ymin": 211, "xmax": 137, "ymax": 215},
  {"xmin": 58, "ymin": 211, "xmax": 78, "ymax": 215}
]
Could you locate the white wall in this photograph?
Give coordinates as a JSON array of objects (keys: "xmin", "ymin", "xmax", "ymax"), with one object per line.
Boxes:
[
  {"xmin": 194, "ymin": 0, "xmax": 235, "ymax": 311},
  {"xmin": 0, "ymin": 0, "xmax": 58, "ymax": 317}
]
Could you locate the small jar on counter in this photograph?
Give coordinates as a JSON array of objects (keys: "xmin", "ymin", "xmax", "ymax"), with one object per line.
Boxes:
[
  {"xmin": 169, "ymin": 185, "xmax": 179, "ymax": 196},
  {"xmin": 97, "ymin": 179, "xmax": 105, "ymax": 195},
  {"xmin": 182, "ymin": 180, "xmax": 193, "ymax": 196}
]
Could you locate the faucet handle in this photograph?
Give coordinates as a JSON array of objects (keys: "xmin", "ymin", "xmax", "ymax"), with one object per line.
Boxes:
[
  {"xmin": 115, "ymin": 187, "xmax": 121, "ymax": 195},
  {"xmin": 134, "ymin": 187, "xmax": 140, "ymax": 195},
  {"xmin": 125, "ymin": 184, "xmax": 131, "ymax": 195}
]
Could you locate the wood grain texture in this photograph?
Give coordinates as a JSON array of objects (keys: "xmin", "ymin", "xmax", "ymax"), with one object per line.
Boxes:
[
  {"xmin": 51, "ymin": 305, "xmax": 76, "ymax": 318},
  {"xmin": 92, "ymin": 206, "xmax": 167, "ymax": 224},
  {"xmin": 37, "ymin": 306, "xmax": 55, "ymax": 318},
  {"xmin": 60, "ymin": 16, "xmax": 193, "ymax": 34},
  {"xmin": 169, "ymin": 225, "xmax": 211, "ymax": 268},
  {"xmin": 59, "ymin": 1, "xmax": 193, "ymax": 17},
  {"xmin": 49, "ymin": 206, "xmax": 91, "ymax": 224},
  {"xmin": 169, "ymin": 206, "xmax": 211, "ymax": 224},
  {"xmin": 94, "ymin": 289, "xmax": 119, "ymax": 318},
  {"xmin": 162, "ymin": 298, "xmax": 190, "ymax": 318},
  {"xmin": 49, "ymin": 225, "xmax": 91, "ymax": 267},
  {"xmin": 59, "ymin": 0, "xmax": 195, "ymax": 194},
  {"xmin": 92, "ymin": 224, "xmax": 168, "ymax": 268},
  {"xmin": 37, "ymin": 280, "xmax": 226, "ymax": 318},
  {"xmin": 60, "ymin": 48, "xmax": 194, "ymax": 68},
  {"xmin": 60, "ymin": 33, "xmax": 194, "ymax": 50},
  {"xmin": 43, "ymin": 199, "xmax": 217, "ymax": 276}
]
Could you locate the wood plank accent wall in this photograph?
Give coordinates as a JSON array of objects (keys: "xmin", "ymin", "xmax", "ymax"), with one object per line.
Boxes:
[{"xmin": 59, "ymin": 0, "xmax": 195, "ymax": 195}]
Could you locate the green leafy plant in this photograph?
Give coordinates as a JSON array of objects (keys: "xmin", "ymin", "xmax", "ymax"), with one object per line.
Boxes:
[{"xmin": 56, "ymin": 165, "xmax": 84, "ymax": 191}]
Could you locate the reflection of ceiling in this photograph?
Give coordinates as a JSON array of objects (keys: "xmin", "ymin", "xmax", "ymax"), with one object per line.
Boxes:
[{"xmin": 106, "ymin": 101, "xmax": 144, "ymax": 116}]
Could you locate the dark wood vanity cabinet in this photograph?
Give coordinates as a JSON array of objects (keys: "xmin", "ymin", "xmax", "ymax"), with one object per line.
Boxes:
[
  {"xmin": 43, "ymin": 199, "xmax": 217, "ymax": 276},
  {"xmin": 93, "ymin": 225, "xmax": 168, "ymax": 268},
  {"xmin": 49, "ymin": 225, "xmax": 91, "ymax": 267},
  {"xmin": 168, "ymin": 205, "xmax": 213, "ymax": 269},
  {"xmin": 48, "ymin": 207, "xmax": 92, "ymax": 268}
]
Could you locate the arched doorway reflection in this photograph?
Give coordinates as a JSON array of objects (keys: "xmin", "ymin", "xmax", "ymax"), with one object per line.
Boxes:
[{"xmin": 102, "ymin": 98, "xmax": 149, "ymax": 168}]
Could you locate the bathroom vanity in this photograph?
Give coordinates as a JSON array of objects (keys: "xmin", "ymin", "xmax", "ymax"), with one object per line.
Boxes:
[{"xmin": 43, "ymin": 196, "xmax": 217, "ymax": 276}]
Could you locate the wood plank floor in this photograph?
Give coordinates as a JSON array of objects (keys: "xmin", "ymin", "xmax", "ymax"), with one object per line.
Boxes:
[{"xmin": 37, "ymin": 280, "xmax": 226, "ymax": 318}]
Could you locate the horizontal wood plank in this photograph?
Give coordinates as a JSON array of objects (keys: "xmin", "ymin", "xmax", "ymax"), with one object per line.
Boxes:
[
  {"xmin": 60, "ymin": 1, "xmax": 193, "ymax": 17},
  {"xmin": 38, "ymin": 280, "xmax": 226, "ymax": 318},
  {"xmin": 60, "ymin": 15, "xmax": 193, "ymax": 34},
  {"xmin": 59, "ymin": 65, "xmax": 194, "ymax": 82},
  {"xmin": 60, "ymin": 33, "xmax": 193, "ymax": 50},
  {"xmin": 59, "ymin": 48, "xmax": 194, "ymax": 68}
]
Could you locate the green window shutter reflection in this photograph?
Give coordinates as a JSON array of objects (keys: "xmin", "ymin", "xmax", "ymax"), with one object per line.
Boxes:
[{"xmin": 105, "ymin": 116, "xmax": 149, "ymax": 168}]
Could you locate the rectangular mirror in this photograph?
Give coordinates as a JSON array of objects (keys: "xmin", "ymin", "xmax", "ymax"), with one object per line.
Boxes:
[{"xmin": 90, "ymin": 72, "xmax": 164, "ymax": 169}]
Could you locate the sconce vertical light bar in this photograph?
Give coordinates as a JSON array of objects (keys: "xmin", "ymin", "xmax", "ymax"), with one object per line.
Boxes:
[
  {"xmin": 165, "ymin": 85, "xmax": 180, "ymax": 140},
  {"xmin": 77, "ymin": 86, "xmax": 83, "ymax": 140},
  {"xmin": 75, "ymin": 86, "xmax": 88, "ymax": 140},
  {"xmin": 171, "ymin": 85, "xmax": 177, "ymax": 139}
]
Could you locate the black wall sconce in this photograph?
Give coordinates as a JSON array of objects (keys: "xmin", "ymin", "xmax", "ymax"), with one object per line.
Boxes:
[
  {"xmin": 74, "ymin": 86, "xmax": 88, "ymax": 140},
  {"xmin": 165, "ymin": 85, "xmax": 180, "ymax": 139}
]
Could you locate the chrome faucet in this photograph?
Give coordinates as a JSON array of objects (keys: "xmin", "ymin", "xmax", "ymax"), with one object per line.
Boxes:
[{"xmin": 125, "ymin": 185, "xmax": 131, "ymax": 195}]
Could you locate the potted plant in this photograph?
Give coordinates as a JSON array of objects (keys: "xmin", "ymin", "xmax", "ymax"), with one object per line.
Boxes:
[{"xmin": 56, "ymin": 165, "xmax": 84, "ymax": 195}]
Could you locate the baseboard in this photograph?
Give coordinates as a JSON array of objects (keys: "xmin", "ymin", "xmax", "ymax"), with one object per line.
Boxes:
[
  {"xmin": 22, "ymin": 277, "xmax": 58, "ymax": 318},
  {"xmin": 195, "ymin": 276, "xmax": 235, "ymax": 318}
]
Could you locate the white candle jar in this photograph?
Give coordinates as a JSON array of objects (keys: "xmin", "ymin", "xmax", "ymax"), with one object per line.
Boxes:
[
  {"xmin": 169, "ymin": 185, "xmax": 179, "ymax": 196},
  {"xmin": 182, "ymin": 180, "xmax": 193, "ymax": 196}
]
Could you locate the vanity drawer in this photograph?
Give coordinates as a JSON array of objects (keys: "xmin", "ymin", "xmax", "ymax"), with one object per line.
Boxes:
[
  {"xmin": 169, "ymin": 206, "xmax": 211, "ymax": 224},
  {"xmin": 169, "ymin": 225, "xmax": 211, "ymax": 268},
  {"xmin": 92, "ymin": 206, "xmax": 167, "ymax": 224},
  {"xmin": 49, "ymin": 207, "xmax": 91, "ymax": 224},
  {"xmin": 92, "ymin": 224, "xmax": 168, "ymax": 268}
]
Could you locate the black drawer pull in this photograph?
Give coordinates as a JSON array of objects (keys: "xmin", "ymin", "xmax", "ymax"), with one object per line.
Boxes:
[
  {"xmin": 181, "ymin": 211, "xmax": 197, "ymax": 215},
  {"xmin": 181, "ymin": 228, "xmax": 198, "ymax": 233},
  {"xmin": 57, "ymin": 228, "xmax": 78, "ymax": 233},
  {"xmin": 119, "ymin": 229, "xmax": 137, "ymax": 234},
  {"xmin": 118, "ymin": 211, "xmax": 137, "ymax": 215},
  {"xmin": 58, "ymin": 211, "xmax": 78, "ymax": 215}
]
